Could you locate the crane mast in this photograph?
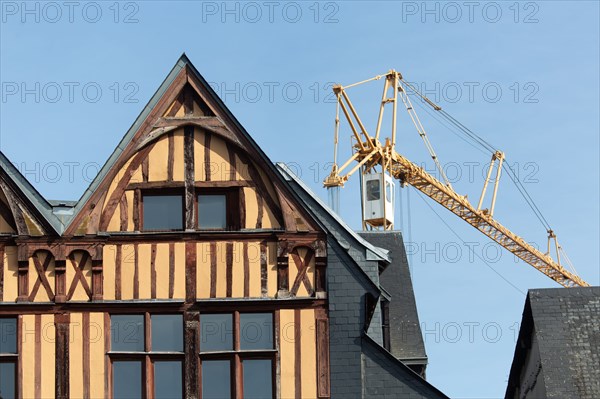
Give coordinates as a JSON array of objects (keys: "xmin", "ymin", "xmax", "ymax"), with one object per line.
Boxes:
[{"xmin": 323, "ymin": 70, "xmax": 589, "ymax": 288}]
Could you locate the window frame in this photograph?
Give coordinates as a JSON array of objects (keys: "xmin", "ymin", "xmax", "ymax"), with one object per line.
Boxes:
[
  {"xmin": 0, "ymin": 317, "xmax": 18, "ymax": 399},
  {"xmin": 199, "ymin": 311, "xmax": 276, "ymax": 399},
  {"xmin": 196, "ymin": 188, "xmax": 240, "ymax": 231},
  {"xmin": 140, "ymin": 189, "xmax": 186, "ymax": 232},
  {"xmin": 138, "ymin": 187, "xmax": 241, "ymax": 232},
  {"xmin": 109, "ymin": 312, "xmax": 185, "ymax": 399}
]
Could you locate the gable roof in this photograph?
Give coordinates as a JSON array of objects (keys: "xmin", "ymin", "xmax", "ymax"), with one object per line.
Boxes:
[
  {"xmin": 506, "ymin": 286, "xmax": 600, "ymax": 398},
  {"xmin": 0, "ymin": 151, "xmax": 62, "ymax": 234},
  {"xmin": 64, "ymin": 54, "xmax": 319, "ymax": 235}
]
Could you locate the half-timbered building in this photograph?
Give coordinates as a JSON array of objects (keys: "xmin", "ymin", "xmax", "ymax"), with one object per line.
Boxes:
[{"xmin": 0, "ymin": 55, "xmax": 448, "ymax": 399}]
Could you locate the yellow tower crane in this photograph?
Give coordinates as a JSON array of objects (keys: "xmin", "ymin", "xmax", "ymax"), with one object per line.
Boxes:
[{"xmin": 323, "ymin": 70, "xmax": 589, "ymax": 288}]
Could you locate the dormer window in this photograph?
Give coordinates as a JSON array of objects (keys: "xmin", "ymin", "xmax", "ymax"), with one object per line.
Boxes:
[
  {"xmin": 140, "ymin": 187, "xmax": 239, "ymax": 231},
  {"xmin": 142, "ymin": 193, "xmax": 184, "ymax": 231},
  {"xmin": 198, "ymin": 194, "xmax": 227, "ymax": 229}
]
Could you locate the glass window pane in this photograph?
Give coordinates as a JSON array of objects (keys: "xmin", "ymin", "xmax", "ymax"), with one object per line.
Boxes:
[
  {"xmin": 198, "ymin": 195, "xmax": 227, "ymax": 229},
  {"xmin": 154, "ymin": 361, "xmax": 182, "ymax": 399},
  {"xmin": 200, "ymin": 314, "xmax": 233, "ymax": 352},
  {"xmin": 0, "ymin": 319, "xmax": 17, "ymax": 354},
  {"xmin": 151, "ymin": 315, "xmax": 183, "ymax": 352},
  {"xmin": 111, "ymin": 315, "xmax": 144, "ymax": 352},
  {"xmin": 202, "ymin": 360, "xmax": 231, "ymax": 399},
  {"xmin": 0, "ymin": 362, "xmax": 15, "ymax": 399},
  {"xmin": 143, "ymin": 195, "xmax": 183, "ymax": 230},
  {"xmin": 243, "ymin": 359, "xmax": 273, "ymax": 399},
  {"xmin": 240, "ymin": 313, "xmax": 273, "ymax": 350},
  {"xmin": 113, "ymin": 361, "xmax": 142, "ymax": 399},
  {"xmin": 366, "ymin": 180, "xmax": 380, "ymax": 201}
]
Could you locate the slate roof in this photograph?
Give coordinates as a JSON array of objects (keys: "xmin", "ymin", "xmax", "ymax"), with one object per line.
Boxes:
[
  {"xmin": 506, "ymin": 286, "xmax": 600, "ymax": 399},
  {"xmin": 359, "ymin": 231, "xmax": 428, "ymax": 363}
]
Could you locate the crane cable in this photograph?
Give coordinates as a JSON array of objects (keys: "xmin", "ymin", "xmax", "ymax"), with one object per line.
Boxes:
[{"xmin": 401, "ymin": 78, "xmax": 554, "ymax": 233}]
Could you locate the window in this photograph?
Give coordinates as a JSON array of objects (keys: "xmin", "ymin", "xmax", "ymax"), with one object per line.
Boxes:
[
  {"xmin": 140, "ymin": 189, "xmax": 239, "ymax": 231},
  {"xmin": 110, "ymin": 314, "xmax": 183, "ymax": 399},
  {"xmin": 381, "ymin": 300, "xmax": 391, "ymax": 351},
  {"xmin": 198, "ymin": 194, "xmax": 227, "ymax": 229},
  {"xmin": 200, "ymin": 312, "xmax": 274, "ymax": 399},
  {"xmin": 0, "ymin": 318, "xmax": 17, "ymax": 399},
  {"xmin": 366, "ymin": 179, "xmax": 380, "ymax": 201},
  {"xmin": 142, "ymin": 194, "xmax": 184, "ymax": 231}
]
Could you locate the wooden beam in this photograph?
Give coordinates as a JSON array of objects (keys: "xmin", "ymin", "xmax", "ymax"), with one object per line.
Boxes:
[
  {"xmin": 0, "ymin": 181, "xmax": 28, "ymax": 235},
  {"xmin": 126, "ymin": 180, "xmax": 250, "ymax": 191},
  {"xmin": 55, "ymin": 313, "xmax": 70, "ymax": 399},
  {"xmin": 184, "ymin": 126, "xmax": 196, "ymax": 230}
]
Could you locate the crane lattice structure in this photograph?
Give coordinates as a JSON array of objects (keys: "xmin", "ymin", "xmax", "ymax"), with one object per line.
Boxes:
[{"xmin": 323, "ymin": 70, "xmax": 589, "ymax": 288}]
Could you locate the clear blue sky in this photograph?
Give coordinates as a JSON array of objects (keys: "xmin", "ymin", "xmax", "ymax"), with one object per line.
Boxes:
[{"xmin": 1, "ymin": 1, "xmax": 598, "ymax": 397}]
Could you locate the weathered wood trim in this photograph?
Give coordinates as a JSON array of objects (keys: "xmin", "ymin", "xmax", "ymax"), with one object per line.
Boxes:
[
  {"xmin": 274, "ymin": 309, "xmax": 281, "ymax": 399},
  {"xmin": 235, "ymin": 152, "xmax": 283, "ymax": 228},
  {"xmin": 29, "ymin": 251, "xmax": 55, "ymax": 302},
  {"xmin": 35, "ymin": 314, "xmax": 41, "ymax": 398},
  {"xmin": 127, "ymin": 180, "xmax": 250, "ymax": 191},
  {"xmin": 119, "ymin": 195, "xmax": 128, "ymax": 231},
  {"xmin": 55, "ymin": 258, "xmax": 67, "ymax": 303},
  {"xmin": 17, "ymin": 259, "xmax": 28, "ymax": 302},
  {"xmin": 210, "ymin": 242, "xmax": 217, "ymax": 298},
  {"xmin": 226, "ymin": 142, "xmax": 237, "ymax": 181},
  {"xmin": 183, "ymin": 84, "xmax": 194, "ymax": 115},
  {"xmin": 0, "ymin": 298, "xmax": 327, "ymax": 314},
  {"xmin": 167, "ymin": 132, "xmax": 175, "ymax": 182},
  {"xmin": 167, "ymin": 91, "xmax": 185, "ymax": 117},
  {"xmin": 169, "ymin": 243, "xmax": 175, "ymax": 299},
  {"xmin": 133, "ymin": 189, "xmax": 141, "ymax": 232},
  {"xmin": 0, "ymin": 199, "xmax": 17, "ymax": 232},
  {"xmin": 243, "ymin": 243, "xmax": 250, "ymax": 297},
  {"xmin": 92, "ymin": 259, "xmax": 103, "ymax": 301},
  {"xmin": 316, "ymin": 311, "xmax": 331, "ymax": 398},
  {"xmin": 226, "ymin": 242, "xmax": 233, "ymax": 298},
  {"xmin": 276, "ymin": 242, "xmax": 290, "ymax": 298},
  {"xmin": 0, "ymin": 245, "xmax": 4, "ymax": 301},
  {"xmin": 55, "ymin": 313, "xmax": 70, "ymax": 399},
  {"xmin": 141, "ymin": 157, "xmax": 149, "ymax": 183},
  {"xmin": 115, "ymin": 246, "xmax": 122, "ymax": 300},
  {"xmin": 66, "ymin": 251, "xmax": 92, "ymax": 301},
  {"xmin": 260, "ymin": 241, "xmax": 268, "ymax": 297},
  {"xmin": 0, "ymin": 181, "xmax": 29, "ymax": 235},
  {"xmin": 290, "ymin": 249, "xmax": 314, "ymax": 297},
  {"xmin": 294, "ymin": 309, "xmax": 302, "ymax": 399},
  {"xmin": 150, "ymin": 243, "xmax": 157, "ymax": 299},
  {"xmin": 204, "ymin": 131, "xmax": 212, "ymax": 181},
  {"xmin": 18, "ymin": 314, "xmax": 23, "ymax": 398},
  {"xmin": 104, "ymin": 312, "xmax": 111, "ymax": 399},
  {"xmin": 184, "ymin": 126, "xmax": 196, "ymax": 230},
  {"xmin": 83, "ymin": 312, "xmax": 91, "ymax": 399},
  {"xmin": 133, "ymin": 244, "xmax": 139, "ymax": 299},
  {"xmin": 186, "ymin": 242, "xmax": 197, "ymax": 303},
  {"xmin": 239, "ymin": 187, "xmax": 246, "ymax": 228},
  {"xmin": 184, "ymin": 311, "xmax": 200, "ymax": 399}
]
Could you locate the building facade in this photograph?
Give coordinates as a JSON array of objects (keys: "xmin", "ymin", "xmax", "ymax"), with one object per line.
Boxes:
[
  {"xmin": 0, "ymin": 55, "xmax": 448, "ymax": 399},
  {"xmin": 0, "ymin": 55, "xmax": 331, "ymax": 399}
]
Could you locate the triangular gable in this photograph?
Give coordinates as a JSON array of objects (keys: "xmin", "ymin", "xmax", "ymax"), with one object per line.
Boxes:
[
  {"xmin": 0, "ymin": 151, "xmax": 61, "ymax": 235},
  {"xmin": 65, "ymin": 54, "xmax": 319, "ymax": 235}
]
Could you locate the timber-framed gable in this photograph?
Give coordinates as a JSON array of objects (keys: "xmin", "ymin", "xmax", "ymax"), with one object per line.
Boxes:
[{"xmin": 0, "ymin": 55, "xmax": 330, "ymax": 399}]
